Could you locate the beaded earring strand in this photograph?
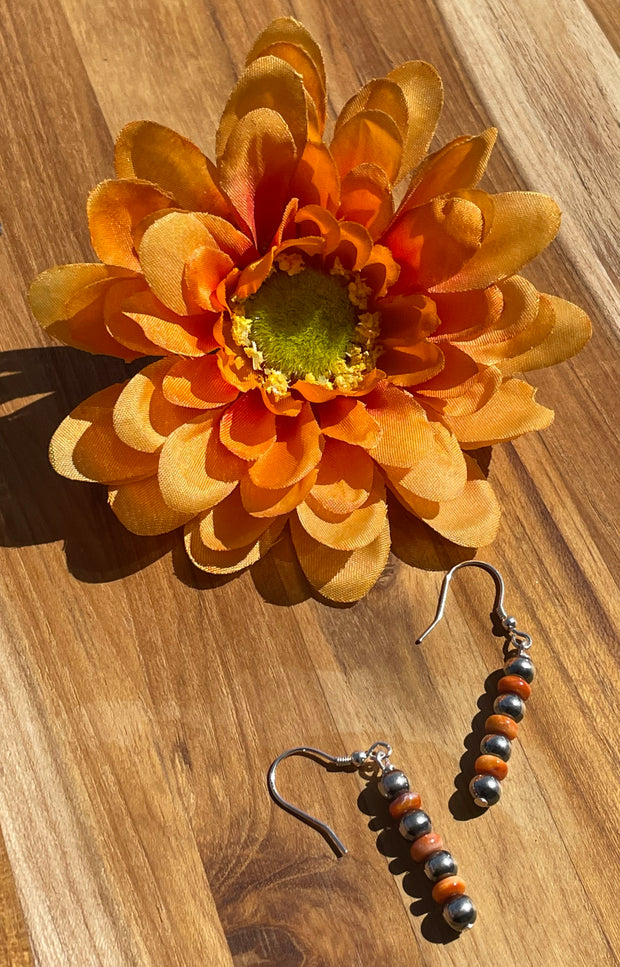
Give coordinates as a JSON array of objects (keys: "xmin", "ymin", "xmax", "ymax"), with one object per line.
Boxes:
[
  {"xmin": 268, "ymin": 742, "xmax": 477, "ymax": 931},
  {"xmin": 416, "ymin": 561, "xmax": 535, "ymax": 808}
]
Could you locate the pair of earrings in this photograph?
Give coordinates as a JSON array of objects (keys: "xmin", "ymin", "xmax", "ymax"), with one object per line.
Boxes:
[{"xmin": 268, "ymin": 561, "xmax": 536, "ymax": 933}]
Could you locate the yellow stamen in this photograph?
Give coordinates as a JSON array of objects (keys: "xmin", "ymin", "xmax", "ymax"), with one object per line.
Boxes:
[
  {"xmin": 264, "ymin": 369, "xmax": 289, "ymax": 398},
  {"xmin": 330, "ymin": 257, "xmax": 348, "ymax": 277},
  {"xmin": 231, "ymin": 313, "xmax": 251, "ymax": 347},
  {"xmin": 277, "ymin": 252, "xmax": 306, "ymax": 276},
  {"xmin": 348, "ymin": 275, "xmax": 373, "ymax": 310}
]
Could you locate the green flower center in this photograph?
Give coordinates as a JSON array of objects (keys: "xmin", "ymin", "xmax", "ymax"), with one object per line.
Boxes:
[{"xmin": 241, "ymin": 267, "xmax": 360, "ymax": 380}]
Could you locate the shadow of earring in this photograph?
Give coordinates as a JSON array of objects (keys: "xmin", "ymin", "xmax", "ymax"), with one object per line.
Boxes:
[{"xmin": 449, "ymin": 666, "xmax": 505, "ymax": 820}]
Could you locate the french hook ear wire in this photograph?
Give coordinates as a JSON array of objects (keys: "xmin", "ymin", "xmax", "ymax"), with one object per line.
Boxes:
[
  {"xmin": 267, "ymin": 746, "xmax": 356, "ymax": 856},
  {"xmin": 415, "ymin": 560, "xmax": 532, "ymax": 652},
  {"xmin": 267, "ymin": 743, "xmax": 392, "ymax": 857}
]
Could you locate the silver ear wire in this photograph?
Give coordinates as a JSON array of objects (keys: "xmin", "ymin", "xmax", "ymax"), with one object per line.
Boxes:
[
  {"xmin": 415, "ymin": 560, "xmax": 532, "ymax": 652},
  {"xmin": 267, "ymin": 742, "xmax": 392, "ymax": 856}
]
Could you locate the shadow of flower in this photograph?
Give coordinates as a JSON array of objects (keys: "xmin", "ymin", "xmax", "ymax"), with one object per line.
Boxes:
[{"xmin": 0, "ymin": 346, "xmax": 173, "ymax": 582}]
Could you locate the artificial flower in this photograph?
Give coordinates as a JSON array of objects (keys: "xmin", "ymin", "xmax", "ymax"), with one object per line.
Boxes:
[{"xmin": 29, "ymin": 18, "xmax": 591, "ymax": 601}]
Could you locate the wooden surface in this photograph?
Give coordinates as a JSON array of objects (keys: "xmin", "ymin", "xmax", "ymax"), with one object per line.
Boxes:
[{"xmin": 1, "ymin": 1, "xmax": 619, "ymax": 964}]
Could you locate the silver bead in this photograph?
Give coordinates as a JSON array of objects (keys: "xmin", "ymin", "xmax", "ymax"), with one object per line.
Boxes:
[
  {"xmin": 494, "ymin": 693, "xmax": 525, "ymax": 722},
  {"xmin": 504, "ymin": 654, "xmax": 536, "ymax": 683},
  {"xmin": 502, "ymin": 615, "xmax": 517, "ymax": 631},
  {"xmin": 378, "ymin": 770, "xmax": 410, "ymax": 800},
  {"xmin": 398, "ymin": 809, "xmax": 432, "ymax": 841},
  {"xmin": 480, "ymin": 733, "xmax": 512, "ymax": 761},
  {"xmin": 443, "ymin": 894, "xmax": 477, "ymax": 931},
  {"xmin": 350, "ymin": 750, "xmax": 367, "ymax": 768},
  {"xmin": 469, "ymin": 773, "xmax": 501, "ymax": 807},
  {"xmin": 423, "ymin": 850, "xmax": 458, "ymax": 882}
]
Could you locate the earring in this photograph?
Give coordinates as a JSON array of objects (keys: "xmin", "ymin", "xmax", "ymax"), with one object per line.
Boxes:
[
  {"xmin": 268, "ymin": 741, "xmax": 477, "ymax": 932},
  {"xmin": 416, "ymin": 561, "xmax": 536, "ymax": 809}
]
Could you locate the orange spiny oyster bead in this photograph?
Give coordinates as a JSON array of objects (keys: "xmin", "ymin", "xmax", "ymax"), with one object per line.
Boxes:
[
  {"xmin": 432, "ymin": 876, "xmax": 467, "ymax": 904},
  {"xmin": 410, "ymin": 832, "xmax": 443, "ymax": 863},
  {"xmin": 388, "ymin": 791, "xmax": 422, "ymax": 819},
  {"xmin": 498, "ymin": 675, "xmax": 531, "ymax": 701},
  {"xmin": 474, "ymin": 754, "xmax": 508, "ymax": 780},
  {"xmin": 485, "ymin": 714, "xmax": 519, "ymax": 740}
]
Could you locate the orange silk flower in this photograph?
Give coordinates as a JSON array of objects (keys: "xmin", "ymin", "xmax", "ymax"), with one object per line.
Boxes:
[{"xmin": 29, "ymin": 18, "xmax": 591, "ymax": 601}]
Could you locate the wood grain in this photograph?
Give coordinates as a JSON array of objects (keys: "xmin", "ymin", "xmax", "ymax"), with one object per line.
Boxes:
[{"xmin": 0, "ymin": 1, "xmax": 618, "ymax": 965}]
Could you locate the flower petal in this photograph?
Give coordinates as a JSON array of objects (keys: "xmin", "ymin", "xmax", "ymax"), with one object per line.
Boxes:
[
  {"xmin": 387, "ymin": 492, "xmax": 473, "ymax": 569},
  {"xmin": 383, "ymin": 419, "xmax": 467, "ymax": 502},
  {"xmin": 184, "ymin": 246, "xmax": 235, "ymax": 311},
  {"xmin": 50, "ymin": 383, "xmax": 158, "ymax": 484},
  {"xmin": 444, "ymin": 377, "xmax": 554, "ymax": 446},
  {"xmin": 365, "ymin": 382, "xmax": 436, "ymax": 468},
  {"xmin": 336, "ymin": 79, "xmax": 408, "ymax": 144},
  {"xmin": 296, "ymin": 200, "xmax": 339, "ymax": 233},
  {"xmin": 386, "ymin": 61, "xmax": 444, "ymax": 179},
  {"xmin": 87, "ymin": 179, "xmax": 174, "ymax": 271},
  {"xmin": 248, "ymin": 402, "xmax": 322, "ymax": 489},
  {"xmin": 161, "ymin": 356, "xmax": 239, "ymax": 409},
  {"xmin": 139, "ymin": 211, "xmax": 215, "ymax": 315},
  {"xmin": 184, "ymin": 514, "xmax": 285, "ymax": 573},
  {"xmin": 115, "ymin": 120, "xmax": 229, "ymax": 216},
  {"xmin": 290, "ymin": 514, "xmax": 391, "ymax": 602},
  {"xmin": 234, "ymin": 249, "xmax": 275, "ymax": 300},
  {"xmin": 218, "ymin": 108, "xmax": 298, "ymax": 252},
  {"xmin": 109, "ymin": 476, "xmax": 192, "ymax": 535},
  {"xmin": 330, "ymin": 110, "xmax": 403, "ymax": 185},
  {"xmin": 103, "ymin": 277, "xmax": 171, "ymax": 356},
  {"xmin": 432, "ymin": 192, "xmax": 561, "ymax": 292},
  {"xmin": 29, "ymin": 264, "xmax": 139, "ymax": 359},
  {"xmin": 259, "ymin": 392, "xmax": 302, "ymax": 420},
  {"xmin": 419, "ymin": 363, "xmax": 503, "ymax": 417},
  {"xmin": 379, "ymin": 293, "xmax": 441, "ymax": 346},
  {"xmin": 190, "ymin": 485, "xmax": 276, "ymax": 550},
  {"xmin": 338, "ymin": 164, "xmax": 393, "ymax": 239},
  {"xmin": 316, "ymin": 397, "xmax": 381, "ymax": 449},
  {"xmin": 391, "ymin": 454, "xmax": 500, "ymax": 547},
  {"xmin": 361, "ymin": 244, "xmax": 401, "ymax": 297},
  {"xmin": 309, "ymin": 438, "xmax": 375, "ymax": 514},
  {"xmin": 246, "ymin": 18, "xmax": 327, "ymax": 135},
  {"xmin": 325, "ymin": 220, "xmax": 374, "ymax": 272},
  {"xmin": 380, "ymin": 342, "xmax": 445, "ymax": 386},
  {"xmin": 193, "ymin": 215, "xmax": 254, "ymax": 261},
  {"xmin": 216, "ymin": 55, "xmax": 308, "ymax": 160},
  {"xmin": 500, "ymin": 294, "xmax": 592, "ymax": 375},
  {"xmin": 411, "ymin": 342, "xmax": 478, "ymax": 396},
  {"xmin": 113, "ymin": 358, "xmax": 204, "ymax": 452},
  {"xmin": 431, "ymin": 286, "xmax": 504, "ymax": 342},
  {"xmin": 297, "ymin": 468, "xmax": 387, "ymax": 550},
  {"xmin": 219, "ymin": 390, "xmax": 276, "ymax": 459},
  {"xmin": 245, "ymin": 17, "xmax": 326, "ymax": 97},
  {"xmin": 399, "ymin": 128, "xmax": 497, "ymax": 211},
  {"xmin": 459, "ymin": 276, "xmax": 553, "ymax": 366},
  {"xmin": 239, "ymin": 468, "xmax": 318, "ymax": 518},
  {"xmin": 250, "ymin": 41, "xmax": 327, "ymax": 136},
  {"xmin": 290, "ymin": 142, "xmax": 340, "ymax": 212},
  {"xmin": 158, "ymin": 415, "xmax": 245, "ymax": 514},
  {"xmin": 118, "ymin": 288, "xmax": 218, "ymax": 356},
  {"xmin": 383, "ymin": 196, "xmax": 483, "ymax": 291}
]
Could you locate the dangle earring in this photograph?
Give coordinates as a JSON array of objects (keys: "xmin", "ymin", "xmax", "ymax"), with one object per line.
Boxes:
[
  {"xmin": 268, "ymin": 741, "xmax": 477, "ymax": 931},
  {"xmin": 416, "ymin": 561, "xmax": 536, "ymax": 809}
]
